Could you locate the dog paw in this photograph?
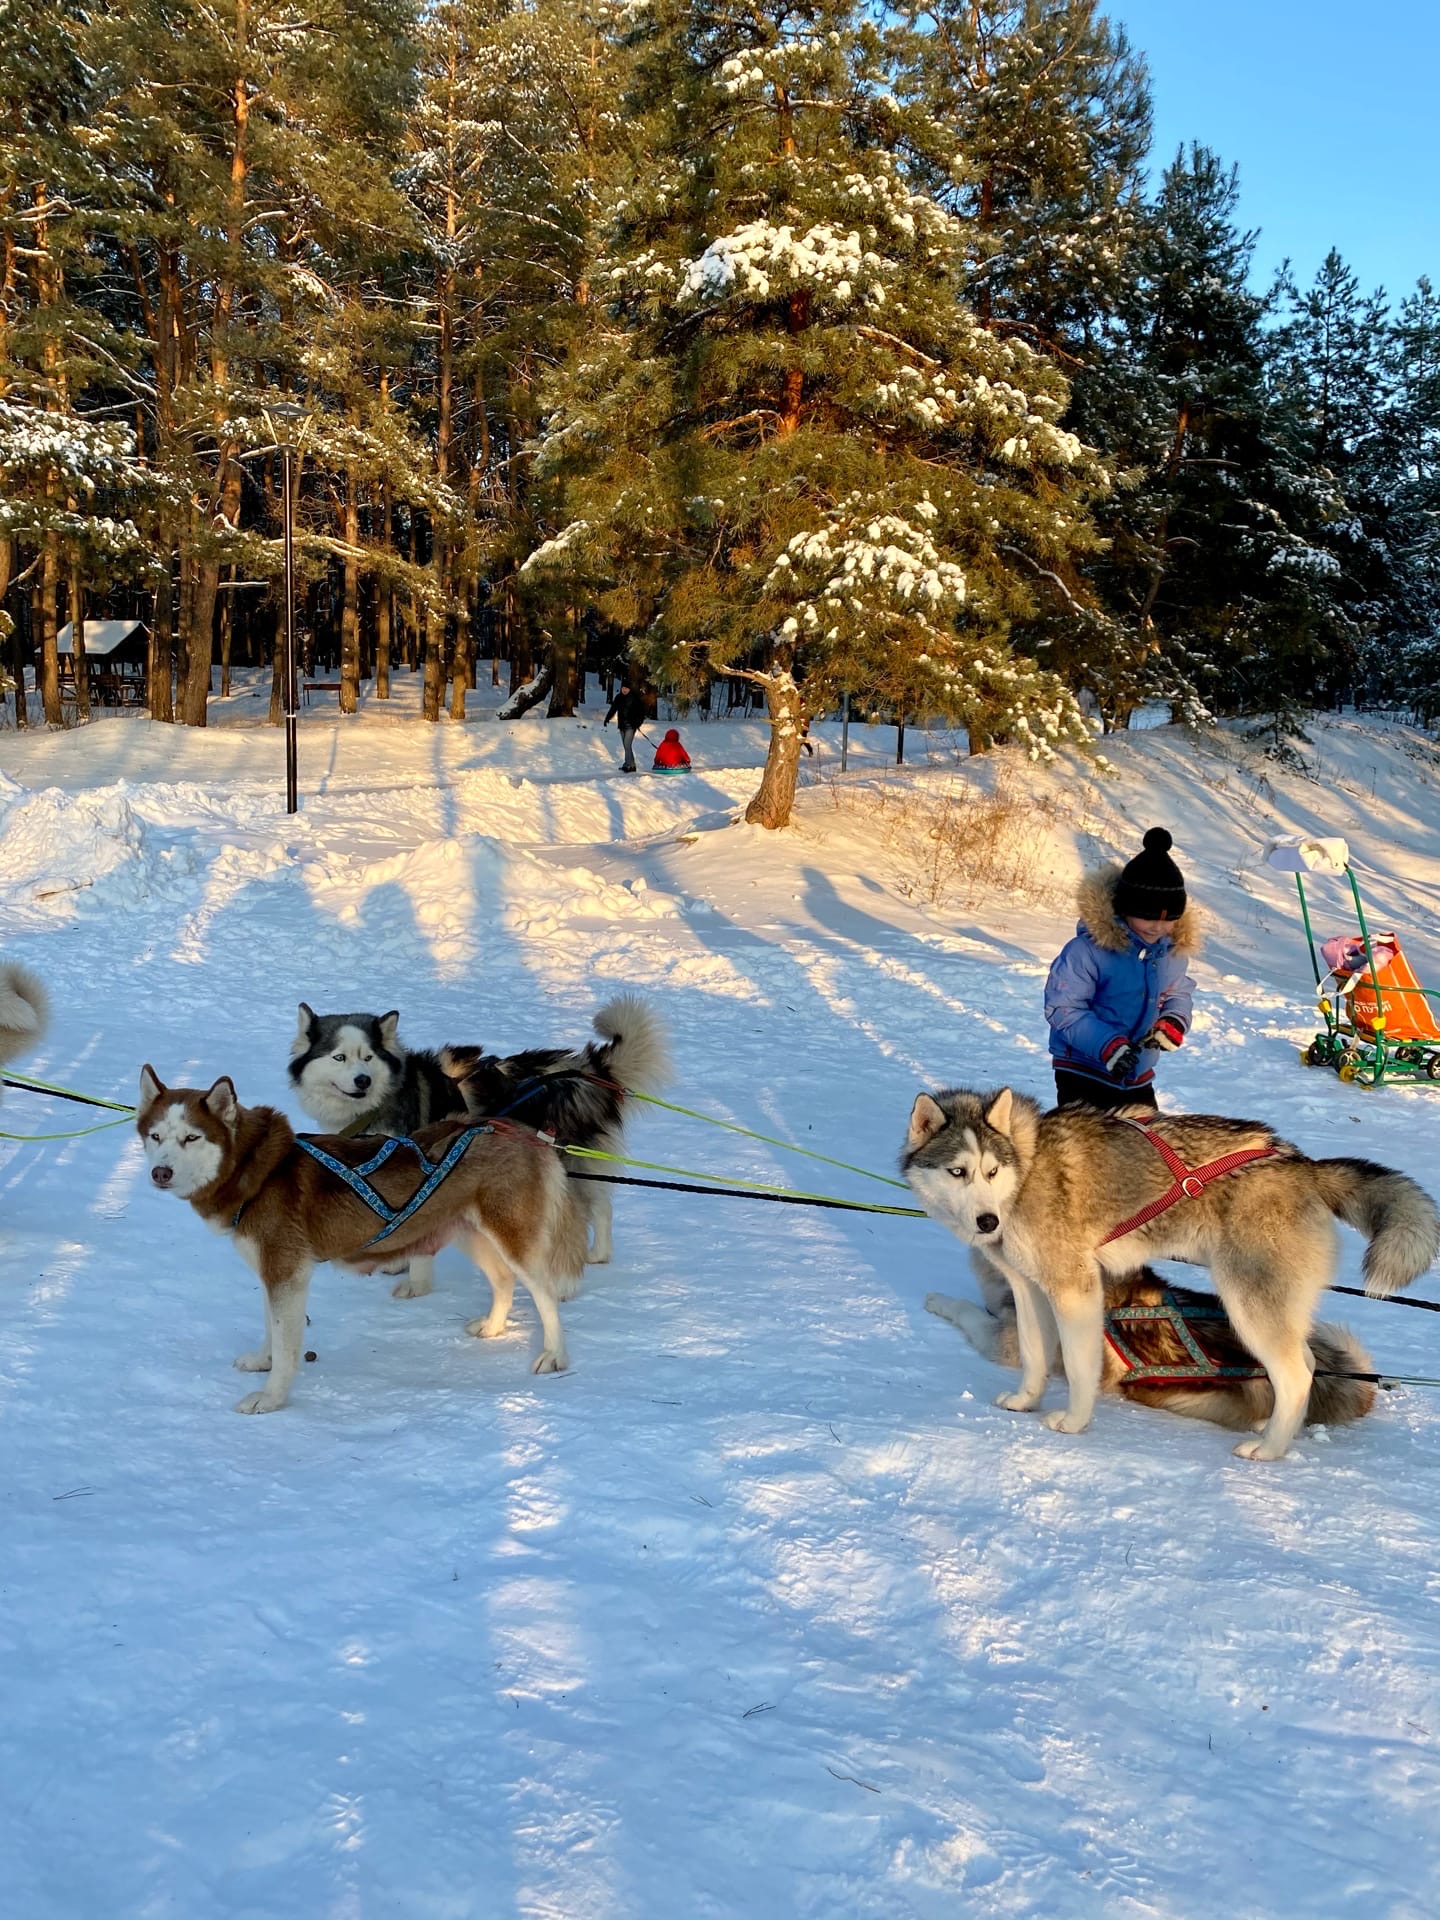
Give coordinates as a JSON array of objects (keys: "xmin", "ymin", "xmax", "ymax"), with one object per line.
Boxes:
[
  {"xmin": 1041, "ymin": 1408, "xmax": 1092, "ymax": 1434},
  {"xmin": 1232, "ymin": 1435, "xmax": 1291, "ymax": 1462},
  {"xmin": 532, "ymin": 1349, "xmax": 568, "ymax": 1375},
  {"xmin": 465, "ymin": 1314, "xmax": 507, "ymax": 1340},
  {"xmin": 233, "ymin": 1352, "xmax": 272, "ymax": 1373},
  {"xmin": 391, "ymin": 1273, "xmax": 433, "ymax": 1300},
  {"xmin": 995, "ymin": 1389, "xmax": 1041, "ymax": 1412},
  {"xmin": 234, "ymin": 1390, "xmax": 286, "ymax": 1414},
  {"xmin": 584, "ymin": 1251, "xmax": 612, "ymax": 1267}
]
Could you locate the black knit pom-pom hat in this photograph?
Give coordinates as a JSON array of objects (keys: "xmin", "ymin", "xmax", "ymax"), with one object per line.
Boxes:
[{"xmin": 1114, "ymin": 828, "xmax": 1187, "ymax": 922}]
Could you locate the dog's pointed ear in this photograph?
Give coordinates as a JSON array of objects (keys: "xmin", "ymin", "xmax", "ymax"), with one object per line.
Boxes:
[
  {"xmin": 202, "ymin": 1076, "xmax": 238, "ymax": 1127},
  {"xmin": 138, "ymin": 1064, "xmax": 164, "ymax": 1109},
  {"xmin": 908, "ymin": 1092, "xmax": 948, "ymax": 1149},
  {"xmin": 378, "ymin": 1011, "xmax": 400, "ymax": 1050},
  {"xmin": 984, "ymin": 1089, "xmax": 1015, "ymax": 1137},
  {"xmin": 291, "ymin": 1003, "xmax": 315, "ymax": 1056}
]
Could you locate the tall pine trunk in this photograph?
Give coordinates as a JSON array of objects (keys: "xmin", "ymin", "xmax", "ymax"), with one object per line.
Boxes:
[
  {"xmin": 421, "ymin": 599, "xmax": 443, "ymax": 721},
  {"xmin": 150, "ymin": 552, "xmax": 174, "ymax": 721},
  {"xmin": 449, "ymin": 598, "xmax": 471, "ymax": 719},
  {"xmin": 376, "ymin": 479, "xmax": 392, "ymax": 698},
  {"xmin": 69, "ymin": 564, "xmax": 89, "ymax": 723},
  {"xmin": 1, "ymin": 534, "xmax": 25, "ymax": 727},
  {"xmin": 218, "ymin": 566, "xmax": 234, "ymax": 696},
  {"xmin": 182, "ymin": 547, "xmax": 217, "ymax": 725},
  {"xmin": 546, "ymin": 611, "xmax": 580, "ymax": 717},
  {"xmin": 340, "ymin": 472, "xmax": 360, "ymax": 713},
  {"xmin": 376, "ymin": 584, "xmax": 392, "ymax": 699},
  {"xmin": 38, "ymin": 534, "xmax": 62, "ymax": 725}
]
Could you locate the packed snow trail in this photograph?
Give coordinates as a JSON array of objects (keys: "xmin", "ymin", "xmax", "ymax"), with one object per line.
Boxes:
[{"xmin": 2, "ymin": 703, "xmax": 1439, "ymax": 1918}]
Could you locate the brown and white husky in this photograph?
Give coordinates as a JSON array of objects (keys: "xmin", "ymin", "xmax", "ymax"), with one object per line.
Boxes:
[{"xmin": 137, "ymin": 1067, "xmax": 587, "ymax": 1413}]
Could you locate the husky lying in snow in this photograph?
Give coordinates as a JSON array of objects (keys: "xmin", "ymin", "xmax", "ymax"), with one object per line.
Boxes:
[
  {"xmin": 926, "ymin": 1255, "xmax": 1377, "ymax": 1431},
  {"xmin": 138, "ymin": 1067, "xmax": 588, "ymax": 1412},
  {"xmin": 287, "ymin": 994, "xmax": 669, "ymax": 1295},
  {"xmin": 0, "ymin": 962, "xmax": 49, "ymax": 1097},
  {"xmin": 903, "ymin": 1087, "xmax": 1439, "ymax": 1461}
]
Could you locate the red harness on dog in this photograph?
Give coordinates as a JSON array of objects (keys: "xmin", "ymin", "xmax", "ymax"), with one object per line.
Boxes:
[{"xmin": 1098, "ymin": 1119, "xmax": 1280, "ymax": 1247}]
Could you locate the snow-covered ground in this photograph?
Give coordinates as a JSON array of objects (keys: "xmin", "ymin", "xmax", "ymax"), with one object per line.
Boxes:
[{"xmin": 3, "ymin": 690, "xmax": 1439, "ymax": 1918}]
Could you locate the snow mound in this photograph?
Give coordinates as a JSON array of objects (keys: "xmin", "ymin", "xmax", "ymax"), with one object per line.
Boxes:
[{"xmin": 0, "ymin": 780, "xmax": 193, "ymax": 926}]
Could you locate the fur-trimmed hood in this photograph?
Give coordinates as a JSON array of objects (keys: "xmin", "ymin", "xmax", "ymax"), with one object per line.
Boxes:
[{"xmin": 1077, "ymin": 866, "xmax": 1202, "ymax": 957}]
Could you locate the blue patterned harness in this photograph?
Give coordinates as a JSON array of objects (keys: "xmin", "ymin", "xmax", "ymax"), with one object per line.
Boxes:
[{"xmin": 296, "ymin": 1126, "xmax": 494, "ymax": 1248}]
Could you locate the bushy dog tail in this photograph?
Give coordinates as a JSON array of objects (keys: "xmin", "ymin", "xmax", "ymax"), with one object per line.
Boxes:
[
  {"xmin": 1305, "ymin": 1321, "xmax": 1377, "ymax": 1425},
  {"xmin": 1314, "ymin": 1156, "xmax": 1440, "ymax": 1296},
  {"xmin": 0, "ymin": 962, "xmax": 49, "ymax": 1072},
  {"xmin": 592, "ymin": 994, "xmax": 671, "ymax": 1097}
]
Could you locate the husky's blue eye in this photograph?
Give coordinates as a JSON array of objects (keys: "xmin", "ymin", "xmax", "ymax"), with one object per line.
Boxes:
[{"xmin": 948, "ymin": 1166, "xmax": 969, "ymax": 1181}]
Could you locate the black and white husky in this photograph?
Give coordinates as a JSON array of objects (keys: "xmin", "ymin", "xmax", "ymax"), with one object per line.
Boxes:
[{"xmin": 288, "ymin": 994, "xmax": 669, "ymax": 1294}]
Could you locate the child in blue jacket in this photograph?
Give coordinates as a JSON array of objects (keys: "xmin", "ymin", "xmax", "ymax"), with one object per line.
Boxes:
[{"xmin": 1044, "ymin": 828, "xmax": 1198, "ymax": 1111}]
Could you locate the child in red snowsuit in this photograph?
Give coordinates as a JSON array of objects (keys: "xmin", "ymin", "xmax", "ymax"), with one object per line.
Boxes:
[{"xmin": 652, "ymin": 728, "xmax": 691, "ymax": 773}]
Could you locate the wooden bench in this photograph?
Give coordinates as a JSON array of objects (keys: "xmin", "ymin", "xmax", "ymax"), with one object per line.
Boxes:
[{"xmin": 302, "ymin": 680, "xmax": 342, "ymax": 706}]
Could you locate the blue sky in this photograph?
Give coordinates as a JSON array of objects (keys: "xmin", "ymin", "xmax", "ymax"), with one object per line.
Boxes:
[{"xmin": 1110, "ymin": 0, "xmax": 1439, "ymax": 301}]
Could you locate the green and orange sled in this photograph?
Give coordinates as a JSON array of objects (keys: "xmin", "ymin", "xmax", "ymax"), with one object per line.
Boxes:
[{"xmin": 1266, "ymin": 836, "xmax": 1440, "ymax": 1087}]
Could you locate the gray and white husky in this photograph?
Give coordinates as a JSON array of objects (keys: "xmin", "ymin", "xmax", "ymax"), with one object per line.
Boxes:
[
  {"xmin": 289, "ymin": 995, "xmax": 669, "ymax": 1295},
  {"xmin": 0, "ymin": 962, "xmax": 48, "ymax": 1099},
  {"xmin": 903, "ymin": 1087, "xmax": 1439, "ymax": 1462}
]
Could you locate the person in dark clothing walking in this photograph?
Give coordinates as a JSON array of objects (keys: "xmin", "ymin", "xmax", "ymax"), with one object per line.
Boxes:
[{"xmin": 604, "ymin": 680, "xmax": 647, "ymax": 772}]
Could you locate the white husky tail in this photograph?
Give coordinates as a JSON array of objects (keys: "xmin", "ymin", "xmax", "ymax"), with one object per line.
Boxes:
[
  {"xmin": 593, "ymin": 994, "xmax": 671, "ymax": 1098},
  {"xmin": 1314, "ymin": 1157, "xmax": 1440, "ymax": 1297},
  {"xmin": 0, "ymin": 962, "xmax": 49, "ymax": 1079}
]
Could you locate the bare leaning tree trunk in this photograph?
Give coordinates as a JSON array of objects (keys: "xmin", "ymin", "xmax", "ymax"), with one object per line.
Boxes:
[{"xmin": 743, "ymin": 669, "xmax": 805, "ymax": 830}]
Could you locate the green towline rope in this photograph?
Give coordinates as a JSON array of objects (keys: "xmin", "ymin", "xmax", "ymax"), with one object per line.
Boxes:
[
  {"xmin": 1, "ymin": 1113, "xmax": 137, "ymax": 1141},
  {"xmin": 625, "ymin": 1089, "xmax": 911, "ymax": 1190},
  {"xmin": 561, "ymin": 1142, "xmax": 927, "ymax": 1217}
]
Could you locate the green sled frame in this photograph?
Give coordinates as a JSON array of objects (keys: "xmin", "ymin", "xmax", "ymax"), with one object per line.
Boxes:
[{"xmin": 1289, "ymin": 862, "xmax": 1440, "ymax": 1089}]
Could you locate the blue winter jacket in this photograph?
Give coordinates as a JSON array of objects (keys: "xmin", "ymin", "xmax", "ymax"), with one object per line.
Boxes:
[{"xmin": 1044, "ymin": 867, "xmax": 1198, "ymax": 1088}]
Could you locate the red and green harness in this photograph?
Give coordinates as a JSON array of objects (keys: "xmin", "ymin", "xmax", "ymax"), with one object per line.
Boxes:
[{"xmin": 1098, "ymin": 1119, "xmax": 1281, "ymax": 1387}]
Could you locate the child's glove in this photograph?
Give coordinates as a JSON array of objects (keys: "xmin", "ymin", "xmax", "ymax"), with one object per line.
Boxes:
[
  {"xmin": 1102, "ymin": 1038, "xmax": 1142, "ymax": 1078},
  {"xmin": 1143, "ymin": 1017, "xmax": 1186, "ymax": 1052}
]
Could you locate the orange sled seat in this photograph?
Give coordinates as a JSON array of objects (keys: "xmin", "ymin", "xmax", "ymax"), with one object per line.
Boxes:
[{"xmin": 1320, "ymin": 933, "xmax": 1440, "ymax": 1043}]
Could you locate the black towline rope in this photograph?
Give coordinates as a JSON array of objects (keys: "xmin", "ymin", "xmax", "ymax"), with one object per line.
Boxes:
[
  {"xmin": 571, "ymin": 1171, "xmax": 1440, "ymax": 1315},
  {"xmin": 3, "ymin": 1075, "xmax": 126, "ymax": 1111},
  {"xmin": 568, "ymin": 1169, "xmax": 920, "ymax": 1214},
  {"xmin": 1329, "ymin": 1283, "xmax": 1440, "ymax": 1314}
]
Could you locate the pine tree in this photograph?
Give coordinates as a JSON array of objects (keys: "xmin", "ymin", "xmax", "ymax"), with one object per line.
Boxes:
[
  {"xmin": 1267, "ymin": 248, "xmax": 1391, "ymax": 701},
  {"xmin": 1075, "ymin": 147, "xmax": 1357, "ymax": 735},
  {"xmin": 0, "ymin": 0, "xmax": 160, "ymax": 726},
  {"xmin": 896, "ymin": 1, "xmax": 1150, "ymax": 347},
  {"xmin": 1374, "ymin": 277, "xmax": 1440, "ymax": 716},
  {"xmin": 84, "ymin": 0, "xmax": 421, "ymax": 724},
  {"xmin": 896, "ymin": 0, "xmax": 1157, "ymax": 723},
  {"xmin": 527, "ymin": 0, "xmax": 1106, "ymax": 826}
]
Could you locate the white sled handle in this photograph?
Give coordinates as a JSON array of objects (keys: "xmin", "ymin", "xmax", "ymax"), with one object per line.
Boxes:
[{"xmin": 1263, "ymin": 835, "xmax": 1350, "ymax": 875}]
